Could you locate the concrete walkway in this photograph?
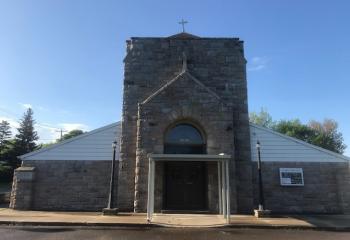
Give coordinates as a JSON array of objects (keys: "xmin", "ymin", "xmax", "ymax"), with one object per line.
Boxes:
[{"xmin": 0, "ymin": 208, "xmax": 350, "ymax": 230}]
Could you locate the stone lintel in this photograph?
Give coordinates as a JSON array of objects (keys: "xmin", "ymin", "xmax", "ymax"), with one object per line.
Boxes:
[
  {"xmin": 15, "ymin": 166, "xmax": 35, "ymax": 172},
  {"xmin": 15, "ymin": 167, "xmax": 35, "ymax": 181}
]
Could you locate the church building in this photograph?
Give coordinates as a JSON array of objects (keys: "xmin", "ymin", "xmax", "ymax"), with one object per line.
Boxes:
[{"xmin": 9, "ymin": 32, "xmax": 350, "ymax": 216}]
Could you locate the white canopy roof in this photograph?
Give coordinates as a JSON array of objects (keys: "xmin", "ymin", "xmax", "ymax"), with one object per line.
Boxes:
[
  {"xmin": 20, "ymin": 122, "xmax": 349, "ymax": 162},
  {"xmin": 20, "ymin": 122, "xmax": 121, "ymax": 161}
]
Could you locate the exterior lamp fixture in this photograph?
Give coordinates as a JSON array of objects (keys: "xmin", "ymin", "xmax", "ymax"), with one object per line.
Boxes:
[
  {"xmin": 102, "ymin": 140, "xmax": 119, "ymax": 215},
  {"xmin": 256, "ymin": 141, "xmax": 264, "ymax": 210},
  {"xmin": 254, "ymin": 140, "xmax": 271, "ymax": 217}
]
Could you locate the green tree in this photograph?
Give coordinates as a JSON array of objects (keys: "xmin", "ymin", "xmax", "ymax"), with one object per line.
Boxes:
[
  {"xmin": 273, "ymin": 119, "xmax": 317, "ymax": 143},
  {"xmin": 308, "ymin": 119, "xmax": 346, "ymax": 154},
  {"xmin": 250, "ymin": 109, "xmax": 347, "ymax": 154},
  {"xmin": 273, "ymin": 119, "xmax": 346, "ymax": 154},
  {"xmin": 38, "ymin": 142, "xmax": 55, "ymax": 149},
  {"xmin": 38, "ymin": 129, "xmax": 85, "ymax": 150},
  {"xmin": 11, "ymin": 108, "xmax": 39, "ymax": 168},
  {"xmin": 0, "ymin": 120, "xmax": 12, "ymax": 161},
  {"xmin": 0, "ymin": 139, "xmax": 16, "ymax": 181},
  {"xmin": 0, "ymin": 121, "xmax": 13, "ymax": 181},
  {"xmin": 249, "ymin": 108, "xmax": 275, "ymax": 128},
  {"xmin": 59, "ymin": 129, "xmax": 84, "ymax": 142},
  {"xmin": 0, "ymin": 160, "xmax": 12, "ymax": 180}
]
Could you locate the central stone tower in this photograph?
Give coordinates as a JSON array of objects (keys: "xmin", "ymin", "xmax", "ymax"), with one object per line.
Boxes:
[{"xmin": 117, "ymin": 32, "xmax": 253, "ymax": 213}]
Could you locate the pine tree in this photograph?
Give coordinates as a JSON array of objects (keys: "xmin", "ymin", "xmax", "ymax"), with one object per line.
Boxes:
[
  {"xmin": 14, "ymin": 108, "xmax": 39, "ymax": 156},
  {"xmin": 0, "ymin": 120, "xmax": 12, "ymax": 162}
]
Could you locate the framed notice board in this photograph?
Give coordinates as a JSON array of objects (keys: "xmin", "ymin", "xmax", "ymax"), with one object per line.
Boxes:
[{"xmin": 279, "ymin": 168, "xmax": 304, "ymax": 186}]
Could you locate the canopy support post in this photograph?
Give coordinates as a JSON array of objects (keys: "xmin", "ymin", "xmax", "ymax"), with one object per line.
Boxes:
[
  {"xmin": 218, "ymin": 161, "xmax": 222, "ymax": 214},
  {"xmin": 221, "ymin": 161, "xmax": 227, "ymax": 218},
  {"xmin": 147, "ymin": 158, "xmax": 155, "ymax": 223},
  {"xmin": 146, "ymin": 154, "xmax": 231, "ymax": 224},
  {"xmin": 225, "ymin": 159, "xmax": 230, "ymax": 223}
]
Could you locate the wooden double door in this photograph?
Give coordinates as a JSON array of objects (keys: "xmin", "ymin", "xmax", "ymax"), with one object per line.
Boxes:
[{"xmin": 164, "ymin": 161, "xmax": 206, "ymax": 211}]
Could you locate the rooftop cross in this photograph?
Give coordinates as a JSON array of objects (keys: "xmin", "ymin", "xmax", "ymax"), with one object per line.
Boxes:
[{"xmin": 178, "ymin": 19, "xmax": 188, "ymax": 33}]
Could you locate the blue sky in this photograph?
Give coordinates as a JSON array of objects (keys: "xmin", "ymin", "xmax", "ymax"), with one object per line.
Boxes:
[{"xmin": 0, "ymin": 0, "xmax": 349, "ymax": 155}]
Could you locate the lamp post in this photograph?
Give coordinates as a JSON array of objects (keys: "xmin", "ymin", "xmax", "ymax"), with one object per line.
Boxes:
[
  {"xmin": 103, "ymin": 140, "xmax": 119, "ymax": 215},
  {"xmin": 256, "ymin": 140, "xmax": 265, "ymax": 211}
]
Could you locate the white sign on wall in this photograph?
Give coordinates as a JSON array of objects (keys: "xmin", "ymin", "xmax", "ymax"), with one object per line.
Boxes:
[{"xmin": 279, "ymin": 168, "xmax": 304, "ymax": 186}]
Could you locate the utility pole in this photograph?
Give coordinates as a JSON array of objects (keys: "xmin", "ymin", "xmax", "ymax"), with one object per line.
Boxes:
[{"xmin": 56, "ymin": 129, "xmax": 67, "ymax": 141}]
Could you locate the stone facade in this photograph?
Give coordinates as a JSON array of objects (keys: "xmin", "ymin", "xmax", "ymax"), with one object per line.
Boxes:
[
  {"xmin": 10, "ymin": 160, "xmax": 117, "ymax": 211},
  {"xmin": 337, "ymin": 162, "xmax": 350, "ymax": 213},
  {"xmin": 10, "ymin": 167, "xmax": 35, "ymax": 210},
  {"xmin": 10, "ymin": 159, "xmax": 350, "ymax": 213},
  {"xmin": 252, "ymin": 161, "xmax": 350, "ymax": 214},
  {"xmin": 118, "ymin": 33, "xmax": 253, "ymax": 213}
]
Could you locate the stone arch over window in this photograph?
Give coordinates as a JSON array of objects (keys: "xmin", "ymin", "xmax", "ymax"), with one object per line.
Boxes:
[{"xmin": 164, "ymin": 122, "xmax": 206, "ymax": 154}]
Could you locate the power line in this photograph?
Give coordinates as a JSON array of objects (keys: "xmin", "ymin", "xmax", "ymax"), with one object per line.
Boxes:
[
  {"xmin": 0, "ymin": 107, "xmax": 19, "ymax": 119},
  {"xmin": 0, "ymin": 108, "xmax": 60, "ymax": 130},
  {"xmin": 0, "ymin": 107, "xmax": 78, "ymax": 142},
  {"xmin": 56, "ymin": 129, "xmax": 68, "ymax": 141}
]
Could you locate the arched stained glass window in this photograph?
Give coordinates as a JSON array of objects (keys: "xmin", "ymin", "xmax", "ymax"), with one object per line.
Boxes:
[{"xmin": 164, "ymin": 123, "xmax": 206, "ymax": 154}]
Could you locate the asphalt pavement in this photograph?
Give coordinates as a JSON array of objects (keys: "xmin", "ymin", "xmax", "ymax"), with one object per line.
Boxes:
[{"xmin": 1, "ymin": 226, "xmax": 350, "ymax": 240}]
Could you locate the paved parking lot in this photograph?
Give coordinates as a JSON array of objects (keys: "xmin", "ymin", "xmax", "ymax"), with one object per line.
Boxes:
[
  {"xmin": 1, "ymin": 226, "xmax": 350, "ymax": 240},
  {"xmin": 3, "ymin": 209, "xmax": 350, "ymax": 229}
]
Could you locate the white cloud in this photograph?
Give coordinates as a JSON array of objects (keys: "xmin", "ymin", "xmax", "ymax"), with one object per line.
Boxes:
[
  {"xmin": 37, "ymin": 106, "xmax": 48, "ymax": 111},
  {"xmin": 0, "ymin": 117, "xmax": 90, "ymax": 144},
  {"xmin": 0, "ymin": 116, "xmax": 19, "ymax": 128},
  {"xmin": 58, "ymin": 123, "xmax": 89, "ymax": 132},
  {"xmin": 19, "ymin": 103, "xmax": 33, "ymax": 109},
  {"xmin": 18, "ymin": 103, "xmax": 50, "ymax": 112},
  {"xmin": 248, "ymin": 56, "xmax": 269, "ymax": 71},
  {"xmin": 0, "ymin": 116, "xmax": 19, "ymax": 137},
  {"xmin": 35, "ymin": 124, "xmax": 59, "ymax": 143},
  {"xmin": 1, "ymin": 105, "xmax": 89, "ymax": 144},
  {"xmin": 35, "ymin": 123, "xmax": 89, "ymax": 143}
]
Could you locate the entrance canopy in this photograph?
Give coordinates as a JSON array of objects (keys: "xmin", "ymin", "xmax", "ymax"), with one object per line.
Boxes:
[{"xmin": 147, "ymin": 154, "xmax": 231, "ymax": 223}]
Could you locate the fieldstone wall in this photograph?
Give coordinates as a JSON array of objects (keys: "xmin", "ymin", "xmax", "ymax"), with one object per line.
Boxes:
[
  {"xmin": 118, "ymin": 35, "xmax": 252, "ymax": 213},
  {"xmin": 13, "ymin": 160, "xmax": 118, "ymax": 211},
  {"xmin": 10, "ymin": 167, "xmax": 35, "ymax": 210},
  {"xmin": 252, "ymin": 161, "xmax": 350, "ymax": 214},
  {"xmin": 135, "ymin": 73, "xmax": 236, "ymax": 212},
  {"xmin": 337, "ymin": 162, "xmax": 350, "ymax": 213}
]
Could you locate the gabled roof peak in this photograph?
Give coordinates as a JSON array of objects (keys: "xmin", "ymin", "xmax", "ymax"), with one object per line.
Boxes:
[
  {"xmin": 168, "ymin": 32, "xmax": 200, "ymax": 39},
  {"xmin": 141, "ymin": 71, "xmax": 222, "ymax": 105}
]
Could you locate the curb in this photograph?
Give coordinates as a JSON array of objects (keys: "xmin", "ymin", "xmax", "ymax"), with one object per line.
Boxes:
[
  {"xmin": 0, "ymin": 221, "xmax": 350, "ymax": 231},
  {"xmin": 225, "ymin": 224, "xmax": 350, "ymax": 232},
  {"xmin": 0, "ymin": 221, "xmax": 156, "ymax": 228}
]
